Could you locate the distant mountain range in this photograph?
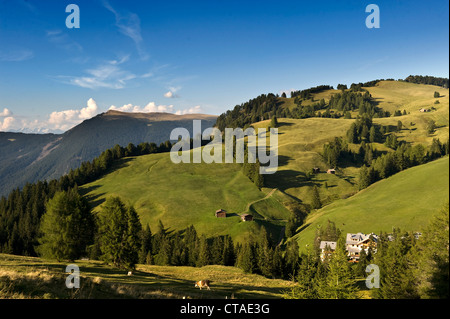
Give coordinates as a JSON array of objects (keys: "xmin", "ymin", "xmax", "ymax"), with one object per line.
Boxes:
[{"xmin": 0, "ymin": 110, "xmax": 217, "ymax": 196}]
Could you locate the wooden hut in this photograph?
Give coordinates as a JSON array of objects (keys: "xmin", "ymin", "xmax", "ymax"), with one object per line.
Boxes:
[
  {"xmin": 215, "ymin": 209, "xmax": 227, "ymax": 218},
  {"xmin": 240, "ymin": 214, "xmax": 253, "ymax": 222}
]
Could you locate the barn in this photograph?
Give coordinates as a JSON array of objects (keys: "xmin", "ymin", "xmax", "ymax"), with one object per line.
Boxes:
[
  {"xmin": 215, "ymin": 209, "xmax": 227, "ymax": 218},
  {"xmin": 240, "ymin": 214, "xmax": 253, "ymax": 222}
]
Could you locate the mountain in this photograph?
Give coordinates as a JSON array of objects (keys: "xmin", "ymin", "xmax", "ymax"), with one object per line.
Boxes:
[{"xmin": 0, "ymin": 110, "xmax": 217, "ymax": 196}]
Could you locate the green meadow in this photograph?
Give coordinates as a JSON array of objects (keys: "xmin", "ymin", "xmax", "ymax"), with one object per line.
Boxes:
[
  {"xmin": 294, "ymin": 156, "xmax": 449, "ymax": 251},
  {"xmin": 0, "ymin": 253, "xmax": 295, "ymax": 299},
  {"xmin": 81, "ymin": 80, "xmax": 449, "ymax": 249}
]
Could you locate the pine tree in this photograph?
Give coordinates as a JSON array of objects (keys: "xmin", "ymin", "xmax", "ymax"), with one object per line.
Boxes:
[
  {"xmin": 412, "ymin": 203, "xmax": 449, "ymax": 298},
  {"xmin": 124, "ymin": 205, "xmax": 142, "ymax": 269},
  {"xmin": 38, "ymin": 188, "xmax": 95, "ymax": 261},
  {"xmin": 270, "ymin": 116, "xmax": 279, "ymax": 128},
  {"xmin": 317, "ymin": 238, "xmax": 359, "ymax": 299},
  {"xmin": 284, "ymin": 249, "xmax": 319, "ymax": 299},
  {"xmin": 311, "ymin": 185, "xmax": 322, "ymax": 209},
  {"xmin": 257, "ymin": 229, "xmax": 274, "ymax": 277},
  {"xmin": 373, "ymin": 228, "xmax": 418, "ymax": 299},
  {"xmin": 98, "ymin": 196, "xmax": 142, "ymax": 270},
  {"xmin": 197, "ymin": 235, "xmax": 211, "ymax": 267},
  {"xmin": 222, "ymin": 235, "xmax": 235, "ymax": 266},
  {"xmin": 139, "ymin": 224, "xmax": 152, "ymax": 264},
  {"xmin": 237, "ymin": 242, "xmax": 256, "ymax": 273},
  {"xmin": 284, "ymin": 239, "xmax": 300, "ymax": 279}
]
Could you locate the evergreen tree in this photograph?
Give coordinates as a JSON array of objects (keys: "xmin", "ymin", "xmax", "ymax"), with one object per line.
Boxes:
[
  {"xmin": 284, "ymin": 249, "xmax": 319, "ymax": 299},
  {"xmin": 412, "ymin": 203, "xmax": 449, "ymax": 298},
  {"xmin": 270, "ymin": 116, "xmax": 279, "ymax": 128},
  {"xmin": 38, "ymin": 188, "xmax": 95, "ymax": 261},
  {"xmin": 284, "ymin": 239, "xmax": 300, "ymax": 279},
  {"xmin": 197, "ymin": 235, "xmax": 211, "ymax": 267},
  {"xmin": 139, "ymin": 224, "xmax": 153, "ymax": 264},
  {"xmin": 373, "ymin": 228, "xmax": 418, "ymax": 299},
  {"xmin": 317, "ymin": 238, "xmax": 359, "ymax": 299},
  {"xmin": 311, "ymin": 185, "xmax": 322, "ymax": 209},
  {"xmin": 237, "ymin": 242, "xmax": 257, "ymax": 273},
  {"xmin": 98, "ymin": 196, "xmax": 142, "ymax": 270},
  {"xmin": 222, "ymin": 235, "xmax": 235, "ymax": 266}
]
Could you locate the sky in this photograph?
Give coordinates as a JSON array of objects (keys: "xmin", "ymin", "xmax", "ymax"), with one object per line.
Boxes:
[{"xmin": 0, "ymin": 0, "xmax": 448, "ymax": 133}]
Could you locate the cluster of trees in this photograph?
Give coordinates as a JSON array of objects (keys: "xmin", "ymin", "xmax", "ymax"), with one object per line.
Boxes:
[
  {"xmin": 0, "ymin": 140, "xmax": 173, "ymax": 256},
  {"xmin": 285, "ymin": 204, "xmax": 449, "ymax": 299},
  {"xmin": 346, "ymin": 115, "xmax": 384, "ymax": 144},
  {"xmin": 215, "ymin": 93, "xmax": 282, "ymax": 131},
  {"xmin": 329, "ymin": 91, "xmax": 372, "ymax": 112},
  {"xmin": 37, "ymin": 192, "xmax": 302, "ymax": 280},
  {"xmin": 404, "ymin": 75, "xmax": 449, "ymax": 88},
  {"xmin": 322, "ymin": 137, "xmax": 354, "ymax": 168},
  {"xmin": 358, "ymin": 138, "xmax": 449, "ymax": 190},
  {"xmin": 290, "ymin": 85, "xmax": 333, "ymax": 99},
  {"xmin": 373, "ymin": 204, "xmax": 449, "ymax": 299}
]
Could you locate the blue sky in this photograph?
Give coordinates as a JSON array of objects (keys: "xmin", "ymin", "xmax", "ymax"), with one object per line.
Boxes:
[{"xmin": 0, "ymin": 0, "xmax": 448, "ymax": 132}]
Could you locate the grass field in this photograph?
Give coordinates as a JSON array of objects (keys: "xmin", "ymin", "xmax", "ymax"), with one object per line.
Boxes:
[
  {"xmin": 80, "ymin": 81, "xmax": 449, "ymax": 248},
  {"xmin": 0, "ymin": 253, "xmax": 295, "ymax": 299},
  {"xmin": 294, "ymin": 156, "xmax": 450, "ymax": 252}
]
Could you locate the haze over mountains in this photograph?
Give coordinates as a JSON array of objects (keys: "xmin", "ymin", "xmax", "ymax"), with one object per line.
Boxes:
[{"xmin": 0, "ymin": 110, "xmax": 217, "ymax": 196}]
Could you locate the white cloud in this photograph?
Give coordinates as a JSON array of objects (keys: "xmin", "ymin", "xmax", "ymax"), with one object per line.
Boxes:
[
  {"xmin": 0, "ymin": 108, "xmax": 12, "ymax": 117},
  {"xmin": 102, "ymin": 0, "xmax": 149, "ymax": 60},
  {"xmin": 47, "ymin": 98, "xmax": 100, "ymax": 131},
  {"xmin": 62, "ymin": 62, "xmax": 137, "ymax": 90},
  {"xmin": 175, "ymin": 105, "xmax": 202, "ymax": 115},
  {"xmin": 46, "ymin": 29, "xmax": 83, "ymax": 53},
  {"xmin": 109, "ymin": 102, "xmax": 174, "ymax": 113},
  {"xmin": 164, "ymin": 86, "xmax": 181, "ymax": 98},
  {"xmin": 164, "ymin": 91, "xmax": 174, "ymax": 98},
  {"xmin": 0, "ymin": 117, "xmax": 18, "ymax": 131},
  {"xmin": 0, "ymin": 49, "xmax": 34, "ymax": 62}
]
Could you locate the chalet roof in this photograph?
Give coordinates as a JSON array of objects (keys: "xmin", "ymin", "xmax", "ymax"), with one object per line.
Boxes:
[
  {"xmin": 346, "ymin": 232, "xmax": 378, "ymax": 245},
  {"xmin": 319, "ymin": 241, "xmax": 337, "ymax": 250},
  {"xmin": 216, "ymin": 209, "xmax": 227, "ymax": 213}
]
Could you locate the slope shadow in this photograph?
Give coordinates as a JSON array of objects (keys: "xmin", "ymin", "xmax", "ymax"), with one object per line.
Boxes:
[{"xmin": 264, "ymin": 169, "xmax": 322, "ymax": 192}]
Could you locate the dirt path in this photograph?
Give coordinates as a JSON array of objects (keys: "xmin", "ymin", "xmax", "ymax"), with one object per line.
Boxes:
[{"xmin": 241, "ymin": 188, "xmax": 277, "ymax": 213}]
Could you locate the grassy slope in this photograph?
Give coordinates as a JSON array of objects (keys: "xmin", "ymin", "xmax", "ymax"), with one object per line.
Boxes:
[
  {"xmin": 81, "ymin": 80, "xmax": 448, "ymax": 246},
  {"xmin": 294, "ymin": 156, "xmax": 449, "ymax": 251},
  {"xmin": 367, "ymin": 81, "xmax": 449, "ymax": 145},
  {"xmin": 81, "ymin": 147, "xmax": 296, "ymax": 243},
  {"xmin": 0, "ymin": 253, "xmax": 294, "ymax": 299}
]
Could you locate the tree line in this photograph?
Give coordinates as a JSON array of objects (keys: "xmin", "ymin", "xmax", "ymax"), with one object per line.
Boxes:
[
  {"xmin": 36, "ymin": 193, "xmax": 301, "ymax": 280},
  {"xmin": 403, "ymin": 75, "xmax": 449, "ymax": 88},
  {"xmin": 0, "ymin": 140, "xmax": 173, "ymax": 256}
]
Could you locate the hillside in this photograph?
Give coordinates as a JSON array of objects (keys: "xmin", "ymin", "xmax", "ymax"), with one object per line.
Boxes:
[
  {"xmin": 294, "ymin": 156, "xmax": 450, "ymax": 251},
  {"xmin": 80, "ymin": 148, "xmax": 295, "ymax": 243},
  {"xmin": 0, "ymin": 253, "xmax": 294, "ymax": 299},
  {"xmin": 80, "ymin": 80, "xmax": 449, "ymax": 246},
  {"xmin": 0, "ymin": 111, "xmax": 217, "ymax": 196}
]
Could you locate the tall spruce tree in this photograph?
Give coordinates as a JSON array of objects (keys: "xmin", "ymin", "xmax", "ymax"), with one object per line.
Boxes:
[
  {"xmin": 317, "ymin": 238, "xmax": 359, "ymax": 299},
  {"xmin": 98, "ymin": 196, "xmax": 142, "ymax": 270},
  {"xmin": 38, "ymin": 188, "xmax": 95, "ymax": 261}
]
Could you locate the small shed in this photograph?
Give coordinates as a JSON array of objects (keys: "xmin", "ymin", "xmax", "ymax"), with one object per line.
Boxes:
[
  {"xmin": 215, "ymin": 209, "xmax": 227, "ymax": 218},
  {"xmin": 240, "ymin": 214, "xmax": 253, "ymax": 222},
  {"xmin": 312, "ymin": 167, "xmax": 320, "ymax": 174},
  {"xmin": 327, "ymin": 169, "xmax": 336, "ymax": 174},
  {"xmin": 420, "ymin": 108, "xmax": 430, "ymax": 113}
]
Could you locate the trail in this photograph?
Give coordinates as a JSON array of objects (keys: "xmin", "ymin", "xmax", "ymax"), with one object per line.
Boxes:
[{"xmin": 241, "ymin": 188, "xmax": 277, "ymax": 214}]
